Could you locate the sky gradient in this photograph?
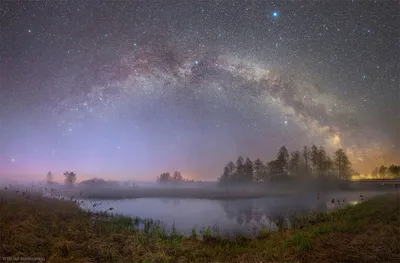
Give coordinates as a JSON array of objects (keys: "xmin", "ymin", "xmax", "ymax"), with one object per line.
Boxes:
[{"xmin": 1, "ymin": 0, "xmax": 399, "ymax": 182}]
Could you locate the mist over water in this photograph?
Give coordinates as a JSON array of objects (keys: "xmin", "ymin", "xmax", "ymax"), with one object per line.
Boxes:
[
  {"xmin": 1, "ymin": 180, "xmax": 393, "ymax": 236},
  {"xmin": 77, "ymin": 190, "xmax": 388, "ymax": 236}
]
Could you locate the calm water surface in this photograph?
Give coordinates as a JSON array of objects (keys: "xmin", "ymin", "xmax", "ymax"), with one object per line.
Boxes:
[{"xmin": 78, "ymin": 190, "xmax": 388, "ymax": 235}]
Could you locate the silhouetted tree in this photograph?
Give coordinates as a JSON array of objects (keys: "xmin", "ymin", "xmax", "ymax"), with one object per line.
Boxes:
[
  {"xmin": 253, "ymin": 158, "xmax": 266, "ymax": 182},
  {"xmin": 388, "ymin": 165, "xmax": 400, "ymax": 177},
  {"xmin": 244, "ymin": 157, "xmax": 254, "ymax": 182},
  {"xmin": 302, "ymin": 146, "xmax": 310, "ymax": 174},
  {"xmin": 266, "ymin": 160, "xmax": 280, "ymax": 181},
  {"xmin": 236, "ymin": 156, "xmax": 245, "ymax": 182},
  {"xmin": 310, "ymin": 145, "xmax": 319, "ymax": 175},
  {"xmin": 158, "ymin": 172, "xmax": 171, "ymax": 182},
  {"xmin": 173, "ymin": 171, "xmax": 183, "ymax": 181},
  {"xmin": 378, "ymin": 165, "xmax": 388, "ymax": 178},
  {"xmin": 317, "ymin": 146, "xmax": 331, "ymax": 177},
  {"xmin": 226, "ymin": 161, "xmax": 236, "ymax": 178},
  {"xmin": 80, "ymin": 178, "xmax": 119, "ymax": 187},
  {"xmin": 371, "ymin": 167, "xmax": 378, "ymax": 178},
  {"xmin": 218, "ymin": 165, "xmax": 231, "ymax": 185},
  {"xmin": 218, "ymin": 145, "xmax": 360, "ymax": 185},
  {"xmin": 334, "ymin": 149, "xmax": 351, "ymax": 181},
  {"xmin": 323, "ymin": 155, "xmax": 334, "ymax": 177},
  {"xmin": 289, "ymin": 150, "xmax": 301, "ymax": 176},
  {"xmin": 46, "ymin": 171, "xmax": 54, "ymax": 185},
  {"xmin": 218, "ymin": 161, "xmax": 239, "ymax": 186},
  {"xmin": 276, "ymin": 146, "xmax": 289, "ymax": 179},
  {"xmin": 64, "ymin": 171, "xmax": 76, "ymax": 186}
]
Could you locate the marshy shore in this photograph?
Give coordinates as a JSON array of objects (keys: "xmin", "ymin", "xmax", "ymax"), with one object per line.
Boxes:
[{"xmin": 1, "ymin": 189, "xmax": 399, "ymax": 262}]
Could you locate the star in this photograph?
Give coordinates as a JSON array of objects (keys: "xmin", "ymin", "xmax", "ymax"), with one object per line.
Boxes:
[{"xmin": 0, "ymin": 0, "xmax": 398, "ymax": 181}]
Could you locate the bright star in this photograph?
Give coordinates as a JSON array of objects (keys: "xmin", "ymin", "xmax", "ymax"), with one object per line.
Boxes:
[
  {"xmin": 194, "ymin": 60, "xmax": 199, "ymax": 65},
  {"xmin": 28, "ymin": 29, "xmax": 31, "ymax": 33},
  {"xmin": 272, "ymin": 11, "xmax": 279, "ymax": 17}
]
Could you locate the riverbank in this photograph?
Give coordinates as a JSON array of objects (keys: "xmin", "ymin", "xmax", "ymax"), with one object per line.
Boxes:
[{"xmin": 1, "ymin": 190, "xmax": 399, "ymax": 263}]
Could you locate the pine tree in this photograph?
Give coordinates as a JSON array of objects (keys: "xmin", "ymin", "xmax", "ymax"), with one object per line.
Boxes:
[
  {"xmin": 245, "ymin": 157, "xmax": 254, "ymax": 182},
  {"xmin": 334, "ymin": 149, "xmax": 351, "ymax": 181},
  {"xmin": 218, "ymin": 165, "xmax": 231, "ymax": 186},
  {"xmin": 289, "ymin": 150, "xmax": 301, "ymax": 176},
  {"xmin": 317, "ymin": 146, "xmax": 327, "ymax": 177},
  {"xmin": 276, "ymin": 146, "xmax": 289, "ymax": 179},
  {"xmin": 323, "ymin": 155, "xmax": 334, "ymax": 176},
  {"xmin": 253, "ymin": 158, "xmax": 265, "ymax": 182},
  {"xmin": 226, "ymin": 161, "xmax": 236, "ymax": 179},
  {"xmin": 266, "ymin": 160, "xmax": 280, "ymax": 180},
  {"xmin": 310, "ymin": 145, "xmax": 319, "ymax": 175},
  {"xmin": 236, "ymin": 156, "xmax": 245, "ymax": 182},
  {"xmin": 302, "ymin": 146, "xmax": 310, "ymax": 175},
  {"xmin": 158, "ymin": 172, "xmax": 171, "ymax": 183},
  {"xmin": 378, "ymin": 165, "xmax": 388, "ymax": 178}
]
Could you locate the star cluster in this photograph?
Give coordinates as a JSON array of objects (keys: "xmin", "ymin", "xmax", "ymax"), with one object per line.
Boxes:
[{"xmin": 1, "ymin": 0, "xmax": 399, "ymax": 181}]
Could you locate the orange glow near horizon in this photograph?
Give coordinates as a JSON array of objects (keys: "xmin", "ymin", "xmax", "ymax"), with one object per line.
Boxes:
[{"xmin": 350, "ymin": 173, "xmax": 398, "ymax": 181}]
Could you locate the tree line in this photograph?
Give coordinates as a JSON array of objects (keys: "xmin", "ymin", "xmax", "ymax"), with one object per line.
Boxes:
[
  {"xmin": 218, "ymin": 145, "xmax": 352, "ymax": 186},
  {"xmin": 46, "ymin": 171, "xmax": 77, "ymax": 185},
  {"xmin": 370, "ymin": 165, "xmax": 400, "ymax": 179},
  {"xmin": 157, "ymin": 171, "xmax": 195, "ymax": 183}
]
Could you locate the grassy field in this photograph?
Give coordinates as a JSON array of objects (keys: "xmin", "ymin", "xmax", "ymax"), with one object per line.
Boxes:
[{"xmin": 1, "ymin": 190, "xmax": 399, "ymax": 263}]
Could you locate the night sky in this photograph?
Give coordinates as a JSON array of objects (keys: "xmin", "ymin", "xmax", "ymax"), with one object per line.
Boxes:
[{"xmin": 1, "ymin": 0, "xmax": 399, "ymax": 182}]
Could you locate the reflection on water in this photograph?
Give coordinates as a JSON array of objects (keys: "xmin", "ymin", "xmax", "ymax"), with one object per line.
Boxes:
[
  {"xmin": 76, "ymin": 190, "xmax": 387, "ymax": 236},
  {"xmin": 161, "ymin": 199, "xmax": 181, "ymax": 206}
]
